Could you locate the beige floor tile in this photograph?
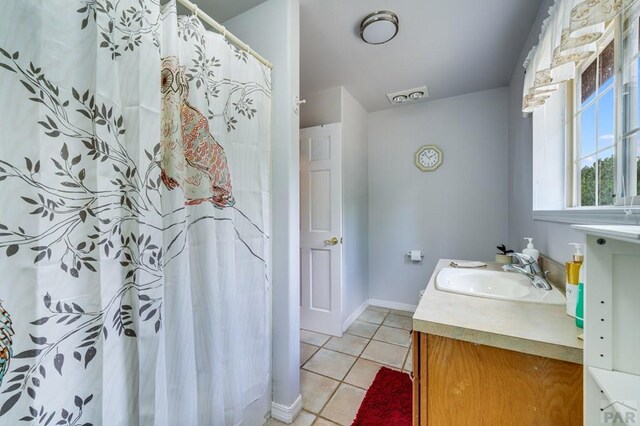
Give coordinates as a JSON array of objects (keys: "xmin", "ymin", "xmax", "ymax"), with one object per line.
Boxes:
[
  {"xmin": 301, "ymin": 329, "xmax": 332, "ymax": 346},
  {"xmin": 345, "ymin": 320, "xmax": 378, "ymax": 339},
  {"xmin": 313, "ymin": 418, "xmax": 340, "ymax": 426},
  {"xmin": 390, "ymin": 309, "xmax": 414, "ymax": 317},
  {"xmin": 366, "ymin": 305, "xmax": 389, "ymax": 313},
  {"xmin": 300, "ymin": 370, "xmax": 340, "ymax": 414},
  {"xmin": 267, "ymin": 411, "xmax": 316, "ymax": 426},
  {"xmin": 320, "ymin": 384, "xmax": 366, "ymax": 426},
  {"xmin": 324, "ymin": 334, "xmax": 369, "ymax": 357},
  {"xmin": 301, "ymin": 343, "xmax": 320, "ymax": 366},
  {"xmin": 343, "ymin": 358, "xmax": 384, "ymax": 389},
  {"xmin": 403, "ymin": 350, "xmax": 413, "ymax": 373},
  {"xmin": 372, "ymin": 325, "xmax": 411, "ymax": 347},
  {"xmin": 383, "ymin": 313, "xmax": 413, "ymax": 330},
  {"xmin": 303, "ymin": 349, "xmax": 357, "ymax": 381},
  {"xmin": 361, "ymin": 340, "xmax": 408, "ymax": 368},
  {"xmin": 357, "ymin": 309, "xmax": 386, "ymax": 324}
]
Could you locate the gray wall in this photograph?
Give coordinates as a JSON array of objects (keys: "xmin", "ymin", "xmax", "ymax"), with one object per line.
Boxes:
[
  {"xmin": 368, "ymin": 88, "xmax": 510, "ymax": 305},
  {"xmin": 341, "ymin": 88, "xmax": 369, "ymax": 322},
  {"xmin": 300, "ymin": 87, "xmax": 342, "ymax": 128},
  {"xmin": 507, "ymin": 0, "xmax": 585, "ymax": 263},
  {"xmin": 225, "ymin": 0, "xmax": 301, "ymax": 417}
]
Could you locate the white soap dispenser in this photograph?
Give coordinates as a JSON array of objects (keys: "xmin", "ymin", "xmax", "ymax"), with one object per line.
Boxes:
[
  {"xmin": 523, "ymin": 237, "xmax": 539, "ymax": 261},
  {"xmin": 568, "ymin": 243, "xmax": 584, "ymax": 264}
]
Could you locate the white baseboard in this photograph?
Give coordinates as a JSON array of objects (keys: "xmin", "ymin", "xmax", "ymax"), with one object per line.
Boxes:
[
  {"xmin": 341, "ymin": 299, "xmax": 416, "ymax": 333},
  {"xmin": 342, "ymin": 300, "xmax": 369, "ymax": 332},
  {"xmin": 368, "ymin": 299, "xmax": 417, "ymax": 313},
  {"xmin": 271, "ymin": 394, "xmax": 302, "ymax": 424}
]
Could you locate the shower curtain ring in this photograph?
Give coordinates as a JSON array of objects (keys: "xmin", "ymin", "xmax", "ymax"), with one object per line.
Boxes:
[
  {"xmin": 192, "ymin": 4, "xmax": 199, "ymax": 18},
  {"xmin": 221, "ymin": 26, "xmax": 227, "ymax": 38}
]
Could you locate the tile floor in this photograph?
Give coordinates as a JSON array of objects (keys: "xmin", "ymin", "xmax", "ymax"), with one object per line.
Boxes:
[{"xmin": 267, "ymin": 306, "xmax": 414, "ymax": 426}]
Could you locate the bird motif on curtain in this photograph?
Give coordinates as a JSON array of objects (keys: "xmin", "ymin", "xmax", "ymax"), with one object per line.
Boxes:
[
  {"xmin": 0, "ymin": 302, "xmax": 14, "ymax": 387},
  {"xmin": 160, "ymin": 55, "xmax": 235, "ymax": 208}
]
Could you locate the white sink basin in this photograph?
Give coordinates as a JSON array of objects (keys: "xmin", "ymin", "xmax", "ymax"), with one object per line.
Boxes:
[{"xmin": 435, "ymin": 267, "xmax": 565, "ymax": 305}]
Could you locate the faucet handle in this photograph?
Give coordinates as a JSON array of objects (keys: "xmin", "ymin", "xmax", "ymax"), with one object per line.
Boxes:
[
  {"xmin": 511, "ymin": 252, "xmax": 534, "ymax": 265},
  {"xmin": 501, "ymin": 264, "xmax": 532, "ymax": 276},
  {"xmin": 512, "ymin": 252, "xmax": 545, "ymax": 278}
]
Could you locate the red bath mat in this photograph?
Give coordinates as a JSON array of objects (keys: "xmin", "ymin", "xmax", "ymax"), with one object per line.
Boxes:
[{"xmin": 352, "ymin": 366, "xmax": 413, "ymax": 426}]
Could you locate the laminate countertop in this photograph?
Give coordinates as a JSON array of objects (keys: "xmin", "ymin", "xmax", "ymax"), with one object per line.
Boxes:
[{"xmin": 413, "ymin": 259, "xmax": 584, "ymax": 364}]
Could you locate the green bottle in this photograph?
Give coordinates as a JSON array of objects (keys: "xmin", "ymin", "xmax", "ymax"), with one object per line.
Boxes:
[{"xmin": 575, "ymin": 283, "xmax": 584, "ymax": 328}]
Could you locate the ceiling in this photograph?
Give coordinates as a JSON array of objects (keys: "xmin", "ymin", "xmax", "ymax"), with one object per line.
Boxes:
[
  {"xmin": 177, "ymin": 1, "xmax": 543, "ymax": 112},
  {"xmin": 300, "ymin": 0, "xmax": 543, "ymax": 112},
  {"xmin": 176, "ymin": 0, "xmax": 268, "ymax": 23}
]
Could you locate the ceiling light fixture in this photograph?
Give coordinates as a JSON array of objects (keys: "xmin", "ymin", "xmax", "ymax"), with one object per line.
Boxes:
[
  {"xmin": 360, "ymin": 10, "xmax": 399, "ymax": 45},
  {"xmin": 392, "ymin": 95, "xmax": 408, "ymax": 103},
  {"xmin": 386, "ymin": 86, "xmax": 429, "ymax": 105}
]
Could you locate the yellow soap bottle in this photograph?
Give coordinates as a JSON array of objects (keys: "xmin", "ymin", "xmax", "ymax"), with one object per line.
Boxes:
[{"xmin": 565, "ymin": 243, "xmax": 584, "ymax": 318}]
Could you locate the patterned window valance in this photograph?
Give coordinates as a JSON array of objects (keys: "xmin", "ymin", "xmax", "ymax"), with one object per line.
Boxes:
[{"xmin": 522, "ymin": 0, "xmax": 635, "ymax": 112}]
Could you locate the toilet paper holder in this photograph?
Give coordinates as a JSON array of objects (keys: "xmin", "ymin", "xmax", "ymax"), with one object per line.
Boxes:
[{"xmin": 405, "ymin": 250, "xmax": 424, "ymax": 260}]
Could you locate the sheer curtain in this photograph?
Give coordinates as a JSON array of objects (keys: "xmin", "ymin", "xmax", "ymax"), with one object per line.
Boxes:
[
  {"xmin": 0, "ymin": 0, "xmax": 271, "ymax": 424},
  {"xmin": 522, "ymin": 0, "xmax": 634, "ymax": 112}
]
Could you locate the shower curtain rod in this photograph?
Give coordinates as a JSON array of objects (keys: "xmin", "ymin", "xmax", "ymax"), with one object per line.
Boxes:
[{"xmin": 176, "ymin": 0, "xmax": 273, "ymax": 69}]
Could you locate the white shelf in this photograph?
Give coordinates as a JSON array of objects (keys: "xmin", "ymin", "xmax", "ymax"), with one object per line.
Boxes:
[
  {"xmin": 572, "ymin": 225, "xmax": 640, "ymax": 243},
  {"xmin": 589, "ymin": 367, "xmax": 640, "ymax": 412},
  {"xmin": 579, "ymin": 229, "xmax": 640, "ymax": 425}
]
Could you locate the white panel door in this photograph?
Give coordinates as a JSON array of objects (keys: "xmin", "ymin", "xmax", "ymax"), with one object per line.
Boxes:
[{"xmin": 300, "ymin": 123, "xmax": 342, "ymax": 336}]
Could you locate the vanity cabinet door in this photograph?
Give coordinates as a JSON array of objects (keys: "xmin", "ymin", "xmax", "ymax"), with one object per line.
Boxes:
[
  {"xmin": 412, "ymin": 331, "xmax": 427, "ymax": 426},
  {"xmin": 412, "ymin": 332, "xmax": 583, "ymax": 425}
]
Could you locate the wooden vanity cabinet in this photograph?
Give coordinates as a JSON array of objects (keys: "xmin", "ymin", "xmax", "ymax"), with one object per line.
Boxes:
[{"xmin": 412, "ymin": 332, "xmax": 583, "ymax": 426}]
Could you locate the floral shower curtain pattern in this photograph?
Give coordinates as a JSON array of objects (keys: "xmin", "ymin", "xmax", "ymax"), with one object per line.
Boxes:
[{"xmin": 0, "ymin": 1, "xmax": 271, "ymax": 424}]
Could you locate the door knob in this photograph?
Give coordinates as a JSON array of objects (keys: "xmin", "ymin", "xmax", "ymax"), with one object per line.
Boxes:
[{"xmin": 324, "ymin": 237, "xmax": 339, "ymax": 246}]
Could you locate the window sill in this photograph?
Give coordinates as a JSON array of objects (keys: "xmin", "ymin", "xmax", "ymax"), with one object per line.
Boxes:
[{"xmin": 533, "ymin": 208, "xmax": 640, "ymax": 226}]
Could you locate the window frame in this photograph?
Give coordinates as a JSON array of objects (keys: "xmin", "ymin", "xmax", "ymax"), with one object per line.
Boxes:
[{"xmin": 619, "ymin": 10, "xmax": 640, "ymax": 206}]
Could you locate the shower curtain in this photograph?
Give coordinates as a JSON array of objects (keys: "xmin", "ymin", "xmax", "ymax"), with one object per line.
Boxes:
[{"xmin": 0, "ymin": 1, "xmax": 271, "ymax": 425}]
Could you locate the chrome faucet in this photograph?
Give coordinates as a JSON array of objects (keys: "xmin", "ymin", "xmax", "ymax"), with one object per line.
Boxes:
[{"xmin": 501, "ymin": 253, "xmax": 553, "ymax": 290}]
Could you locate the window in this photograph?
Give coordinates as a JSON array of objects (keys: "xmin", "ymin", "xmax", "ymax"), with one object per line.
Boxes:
[
  {"xmin": 571, "ymin": 14, "xmax": 640, "ymax": 208},
  {"xmin": 621, "ymin": 11, "xmax": 640, "ymax": 203},
  {"xmin": 573, "ymin": 34, "xmax": 616, "ymax": 206},
  {"xmin": 530, "ymin": 6, "xmax": 640, "ymax": 223}
]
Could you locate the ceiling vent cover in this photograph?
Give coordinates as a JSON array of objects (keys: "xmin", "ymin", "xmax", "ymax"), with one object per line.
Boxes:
[{"xmin": 386, "ymin": 86, "xmax": 429, "ymax": 105}]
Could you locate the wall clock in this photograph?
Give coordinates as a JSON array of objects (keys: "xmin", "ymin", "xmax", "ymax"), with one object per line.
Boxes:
[{"xmin": 415, "ymin": 145, "xmax": 443, "ymax": 172}]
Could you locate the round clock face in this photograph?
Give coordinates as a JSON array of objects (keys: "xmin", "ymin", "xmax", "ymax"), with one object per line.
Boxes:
[
  {"xmin": 415, "ymin": 145, "xmax": 443, "ymax": 171},
  {"xmin": 419, "ymin": 149, "xmax": 439, "ymax": 168}
]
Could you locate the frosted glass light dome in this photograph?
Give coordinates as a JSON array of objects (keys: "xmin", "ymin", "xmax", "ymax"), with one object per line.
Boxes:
[{"xmin": 360, "ymin": 11, "xmax": 399, "ymax": 45}]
